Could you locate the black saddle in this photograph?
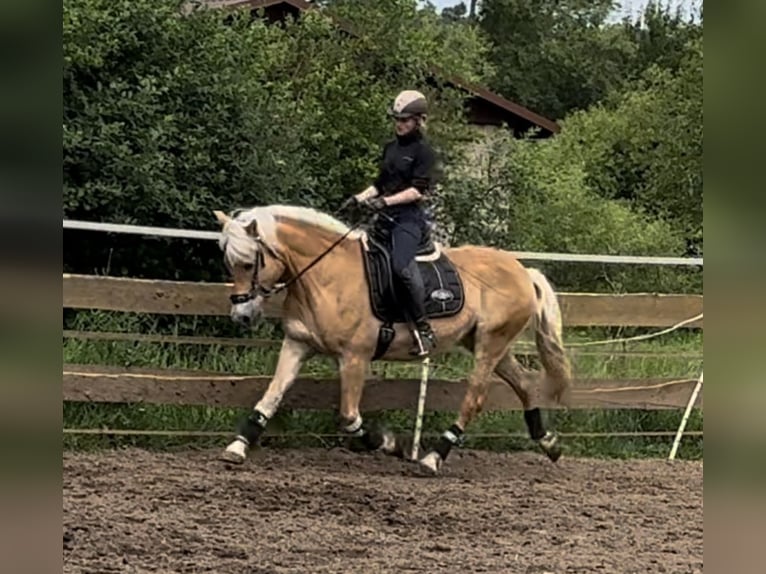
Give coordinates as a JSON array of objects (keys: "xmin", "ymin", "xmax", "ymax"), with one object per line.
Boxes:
[{"xmin": 360, "ymin": 231, "xmax": 465, "ymax": 327}]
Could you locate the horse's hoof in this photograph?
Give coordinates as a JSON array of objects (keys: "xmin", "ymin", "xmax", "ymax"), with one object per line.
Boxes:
[
  {"xmin": 219, "ymin": 450, "xmax": 246, "ymax": 465},
  {"xmin": 418, "ymin": 451, "xmax": 442, "ymax": 474},
  {"xmin": 538, "ymin": 431, "xmax": 562, "ymax": 463},
  {"xmin": 379, "ymin": 429, "xmax": 397, "ymax": 455},
  {"xmin": 219, "ymin": 439, "xmax": 247, "ymax": 464}
]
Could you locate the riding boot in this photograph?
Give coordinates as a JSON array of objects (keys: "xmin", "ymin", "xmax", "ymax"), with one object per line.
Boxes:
[{"xmin": 398, "ymin": 260, "xmax": 437, "ymax": 356}]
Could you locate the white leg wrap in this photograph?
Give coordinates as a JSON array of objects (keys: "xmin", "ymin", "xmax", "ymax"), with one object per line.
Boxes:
[
  {"xmin": 419, "ymin": 451, "xmax": 442, "ymax": 474},
  {"xmin": 224, "ymin": 437, "xmax": 248, "ymax": 460},
  {"xmin": 342, "ymin": 414, "xmax": 364, "ymax": 437},
  {"xmin": 380, "ymin": 430, "xmax": 397, "ymax": 454}
]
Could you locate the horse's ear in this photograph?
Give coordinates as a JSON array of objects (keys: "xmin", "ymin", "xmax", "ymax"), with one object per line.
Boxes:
[
  {"xmin": 213, "ymin": 210, "xmax": 231, "ymax": 226},
  {"xmin": 244, "ymin": 219, "xmax": 258, "ymax": 237}
]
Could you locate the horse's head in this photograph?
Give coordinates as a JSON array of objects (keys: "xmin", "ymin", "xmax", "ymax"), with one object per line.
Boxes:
[{"xmin": 214, "ymin": 210, "xmax": 287, "ymax": 327}]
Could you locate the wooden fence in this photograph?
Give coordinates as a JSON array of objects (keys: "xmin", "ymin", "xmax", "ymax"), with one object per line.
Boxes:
[
  {"xmin": 63, "ymin": 273, "xmax": 704, "ymax": 327},
  {"xmin": 62, "ymin": 273, "xmax": 704, "ymax": 415}
]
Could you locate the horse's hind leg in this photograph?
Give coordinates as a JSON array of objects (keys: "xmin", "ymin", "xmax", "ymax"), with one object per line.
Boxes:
[
  {"xmin": 494, "ymin": 353, "xmax": 561, "ymax": 462},
  {"xmin": 419, "ymin": 329, "xmax": 509, "ymax": 473}
]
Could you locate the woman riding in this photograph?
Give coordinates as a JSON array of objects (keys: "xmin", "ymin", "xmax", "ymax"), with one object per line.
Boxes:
[{"xmin": 353, "ymin": 89, "xmax": 438, "ymax": 356}]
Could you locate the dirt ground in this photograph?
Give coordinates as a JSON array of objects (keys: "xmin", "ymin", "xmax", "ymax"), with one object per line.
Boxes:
[{"xmin": 63, "ymin": 447, "xmax": 703, "ymax": 573}]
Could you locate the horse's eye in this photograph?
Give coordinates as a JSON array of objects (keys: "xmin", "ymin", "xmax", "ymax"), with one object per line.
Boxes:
[{"xmin": 242, "ymin": 263, "xmax": 254, "ymax": 271}]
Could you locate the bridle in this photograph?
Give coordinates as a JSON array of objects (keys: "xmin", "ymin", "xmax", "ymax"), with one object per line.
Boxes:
[
  {"xmin": 228, "ymin": 222, "xmax": 361, "ymax": 305},
  {"xmin": 228, "ymin": 241, "xmax": 276, "ymax": 305}
]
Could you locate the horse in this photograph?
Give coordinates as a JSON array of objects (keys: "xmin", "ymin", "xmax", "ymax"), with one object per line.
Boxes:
[{"xmin": 212, "ymin": 204, "xmax": 572, "ymax": 473}]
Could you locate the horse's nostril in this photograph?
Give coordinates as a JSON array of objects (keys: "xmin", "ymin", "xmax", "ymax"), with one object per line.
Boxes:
[{"xmin": 232, "ymin": 312, "xmax": 250, "ymax": 325}]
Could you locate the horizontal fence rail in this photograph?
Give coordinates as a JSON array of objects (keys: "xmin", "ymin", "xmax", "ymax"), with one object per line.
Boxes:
[
  {"xmin": 63, "ymin": 274, "xmax": 704, "ymax": 328},
  {"xmin": 62, "ymin": 267, "xmax": 704, "ymax": 449},
  {"xmin": 63, "ymin": 219, "xmax": 704, "ymax": 266},
  {"xmin": 63, "ymin": 364, "xmax": 703, "ymax": 411}
]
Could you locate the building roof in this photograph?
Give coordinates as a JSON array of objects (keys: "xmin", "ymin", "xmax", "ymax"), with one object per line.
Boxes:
[{"xmin": 205, "ymin": 0, "xmax": 560, "ymax": 136}]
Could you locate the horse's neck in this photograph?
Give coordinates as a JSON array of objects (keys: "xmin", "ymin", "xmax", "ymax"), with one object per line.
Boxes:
[
  {"xmin": 276, "ymin": 220, "xmax": 363, "ymax": 316},
  {"xmin": 276, "ymin": 220, "xmax": 357, "ymax": 269}
]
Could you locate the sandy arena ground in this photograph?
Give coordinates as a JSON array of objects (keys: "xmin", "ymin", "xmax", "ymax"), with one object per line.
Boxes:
[{"xmin": 63, "ymin": 447, "xmax": 703, "ymax": 573}]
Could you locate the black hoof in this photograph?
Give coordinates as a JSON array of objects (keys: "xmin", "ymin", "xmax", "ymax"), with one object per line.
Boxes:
[{"xmin": 538, "ymin": 432, "xmax": 562, "ymax": 463}]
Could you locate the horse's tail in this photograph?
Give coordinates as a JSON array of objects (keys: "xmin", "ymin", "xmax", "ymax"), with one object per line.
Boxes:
[{"xmin": 526, "ymin": 268, "xmax": 572, "ymax": 405}]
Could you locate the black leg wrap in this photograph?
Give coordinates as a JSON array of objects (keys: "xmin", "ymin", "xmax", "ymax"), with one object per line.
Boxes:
[
  {"xmin": 238, "ymin": 409, "xmax": 268, "ymax": 445},
  {"xmin": 361, "ymin": 427, "xmax": 385, "ymax": 451},
  {"xmin": 434, "ymin": 424, "xmax": 464, "ymax": 461},
  {"xmin": 524, "ymin": 408, "xmax": 546, "ymax": 441}
]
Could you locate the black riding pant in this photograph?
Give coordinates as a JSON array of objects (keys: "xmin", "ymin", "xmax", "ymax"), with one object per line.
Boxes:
[{"xmin": 389, "ymin": 217, "xmax": 428, "ymax": 325}]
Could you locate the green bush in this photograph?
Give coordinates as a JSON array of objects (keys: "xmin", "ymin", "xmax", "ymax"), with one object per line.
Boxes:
[
  {"xmin": 434, "ymin": 128, "xmax": 699, "ymax": 292},
  {"xmin": 63, "ymin": 0, "xmax": 702, "ymax": 293},
  {"xmin": 63, "ymin": 0, "xmax": 479, "ymax": 278}
]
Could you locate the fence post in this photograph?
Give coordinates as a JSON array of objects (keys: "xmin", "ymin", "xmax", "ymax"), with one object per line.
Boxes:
[
  {"xmin": 411, "ymin": 357, "xmax": 430, "ymax": 461},
  {"xmin": 669, "ymin": 371, "xmax": 703, "ymax": 460}
]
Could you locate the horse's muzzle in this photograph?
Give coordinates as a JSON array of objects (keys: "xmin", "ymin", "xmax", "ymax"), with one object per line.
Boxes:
[{"xmin": 230, "ymin": 297, "xmax": 263, "ymax": 327}]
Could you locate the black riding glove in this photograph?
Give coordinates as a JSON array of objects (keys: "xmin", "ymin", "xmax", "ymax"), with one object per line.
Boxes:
[{"xmin": 364, "ymin": 196, "xmax": 387, "ymax": 211}]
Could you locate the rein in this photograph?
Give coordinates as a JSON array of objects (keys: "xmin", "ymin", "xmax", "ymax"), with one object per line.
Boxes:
[
  {"xmin": 267, "ymin": 224, "xmax": 361, "ymax": 296},
  {"xmin": 229, "ymin": 201, "xmax": 424, "ymax": 306},
  {"xmin": 231, "ymin": 219, "xmax": 362, "ymax": 304}
]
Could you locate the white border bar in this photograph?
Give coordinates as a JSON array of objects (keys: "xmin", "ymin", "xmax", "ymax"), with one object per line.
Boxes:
[
  {"xmin": 63, "ymin": 219, "xmax": 703, "ymax": 266},
  {"xmin": 64, "ymin": 219, "xmax": 220, "ymax": 241}
]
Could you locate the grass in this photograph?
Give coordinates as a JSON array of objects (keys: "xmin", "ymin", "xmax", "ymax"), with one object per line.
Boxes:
[{"xmin": 63, "ymin": 311, "xmax": 704, "ymax": 459}]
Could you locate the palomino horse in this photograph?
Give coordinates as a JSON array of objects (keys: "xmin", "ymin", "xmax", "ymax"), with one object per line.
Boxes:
[{"xmin": 213, "ymin": 205, "xmax": 572, "ymax": 473}]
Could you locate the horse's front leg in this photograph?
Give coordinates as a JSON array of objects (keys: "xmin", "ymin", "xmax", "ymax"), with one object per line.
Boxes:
[
  {"xmin": 220, "ymin": 336, "xmax": 313, "ymax": 464},
  {"xmin": 338, "ymin": 354, "xmax": 396, "ymax": 454}
]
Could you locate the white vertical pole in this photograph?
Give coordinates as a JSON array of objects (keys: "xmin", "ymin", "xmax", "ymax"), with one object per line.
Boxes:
[
  {"xmin": 669, "ymin": 371, "xmax": 703, "ymax": 460},
  {"xmin": 411, "ymin": 356, "xmax": 430, "ymax": 461}
]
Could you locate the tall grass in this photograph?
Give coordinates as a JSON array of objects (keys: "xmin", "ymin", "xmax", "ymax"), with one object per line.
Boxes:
[{"xmin": 63, "ymin": 311, "xmax": 703, "ymax": 459}]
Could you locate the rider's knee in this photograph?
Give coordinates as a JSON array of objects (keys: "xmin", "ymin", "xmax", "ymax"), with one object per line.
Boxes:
[{"xmin": 392, "ymin": 258, "xmax": 416, "ymax": 279}]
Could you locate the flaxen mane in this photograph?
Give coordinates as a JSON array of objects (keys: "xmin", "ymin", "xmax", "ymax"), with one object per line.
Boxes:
[{"xmin": 219, "ymin": 205, "xmax": 364, "ymax": 267}]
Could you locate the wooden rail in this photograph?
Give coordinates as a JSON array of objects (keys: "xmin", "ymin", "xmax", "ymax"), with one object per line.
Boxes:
[
  {"xmin": 62, "ymin": 274, "xmax": 704, "ymax": 420},
  {"xmin": 63, "ymin": 364, "xmax": 703, "ymax": 411},
  {"xmin": 63, "ymin": 274, "xmax": 703, "ymax": 328}
]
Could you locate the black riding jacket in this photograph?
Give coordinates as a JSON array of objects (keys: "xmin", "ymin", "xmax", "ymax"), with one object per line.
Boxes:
[{"xmin": 373, "ymin": 129, "xmax": 437, "ymax": 222}]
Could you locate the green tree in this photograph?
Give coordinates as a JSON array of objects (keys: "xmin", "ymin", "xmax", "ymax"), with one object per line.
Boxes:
[
  {"xmin": 63, "ymin": 0, "xmax": 486, "ymax": 278},
  {"xmin": 478, "ymin": 0, "xmax": 636, "ymax": 120},
  {"xmin": 433, "ymin": 127, "xmax": 693, "ymax": 292},
  {"xmin": 554, "ymin": 36, "xmax": 703, "ymax": 254},
  {"xmin": 619, "ymin": 0, "xmax": 703, "ymax": 82}
]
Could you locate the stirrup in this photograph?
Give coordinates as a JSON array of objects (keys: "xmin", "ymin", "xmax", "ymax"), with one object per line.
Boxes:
[{"xmin": 410, "ymin": 327, "xmax": 436, "ymax": 356}]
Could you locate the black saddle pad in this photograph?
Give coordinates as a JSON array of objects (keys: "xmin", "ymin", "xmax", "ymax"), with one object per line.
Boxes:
[{"xmin": 360, "ymin": 236, "xmax": 465, "ymax": 324}]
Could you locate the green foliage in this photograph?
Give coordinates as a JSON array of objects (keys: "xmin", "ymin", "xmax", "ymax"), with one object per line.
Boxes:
[
  {"xmin": 63, "ymin": 0, "xmax": 702, "ymax": 291},
  {"xmin": 478, "ymin": 0, "xmax": 637, "ymax": 119},
  {"xmin": 556, "ymin": 36, "xmax": 703, "ymax": 254},
  {"xmin": 63, "ymin": 0, "xmax": 481, "ymax": 277},
  {"xmin": 476, "ymin": 0, "xmax": 702, "ymax": 120},
  {"xmin": 434, "ymin": 127, "xmax": 699, "ymax": 292},
  {"xmin": 64, "ymin": 0, "xmax": 308, "ymax": 223},
  {"xmin": 324, "ymin": 0, "xmax": 494, "ymax": 85},
  {"xmin": 619, "ymin": 0, "xmax": 704, "ymax": 80}
]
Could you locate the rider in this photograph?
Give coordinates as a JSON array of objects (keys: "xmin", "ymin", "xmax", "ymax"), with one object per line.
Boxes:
[{"xmin": 353, "ymin": 89, "xmax": 438, "ymax": 356}]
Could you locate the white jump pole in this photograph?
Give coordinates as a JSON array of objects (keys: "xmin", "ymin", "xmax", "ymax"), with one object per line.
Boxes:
[
  {"xmin": 668, "ymin": 370, "xmax": 703, "ymax": 460},
  {"xmin": 411, "ymin": 356, "xmax": 430, "ymax": 461}
]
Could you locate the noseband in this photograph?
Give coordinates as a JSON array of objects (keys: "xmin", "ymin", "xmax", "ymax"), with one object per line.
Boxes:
[{"xmin": 229, "ymin": 240, "xmax": 279, "ymax": 305}]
